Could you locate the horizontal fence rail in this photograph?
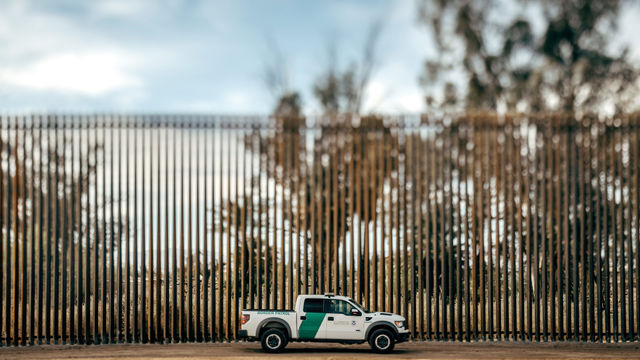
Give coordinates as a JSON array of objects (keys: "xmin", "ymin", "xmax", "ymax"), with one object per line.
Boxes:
[{"xmin": 0, "ymin": 114, "xmax": 639, "ymax": 345}]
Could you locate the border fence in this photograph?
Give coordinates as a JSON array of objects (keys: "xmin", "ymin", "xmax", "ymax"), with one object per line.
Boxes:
[{"xmin": 0, "ymin": 113, "xmax": 639, "ymax": 345}]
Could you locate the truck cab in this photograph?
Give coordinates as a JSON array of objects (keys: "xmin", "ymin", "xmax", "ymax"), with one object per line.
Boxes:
[{"xmin": 239, "ymin": 293, "xmax": 410, "ymax": 353}]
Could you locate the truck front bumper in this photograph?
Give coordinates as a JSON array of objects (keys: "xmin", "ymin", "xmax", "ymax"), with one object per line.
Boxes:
[{"xmin": 396, "ymin": 331, "xmax": 410, "ymax": 343}]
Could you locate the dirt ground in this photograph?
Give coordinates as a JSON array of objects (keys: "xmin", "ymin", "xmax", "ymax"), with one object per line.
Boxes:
[{"xmin": 1, "ymin": 341, "xmax": 639, "ymax": 360}]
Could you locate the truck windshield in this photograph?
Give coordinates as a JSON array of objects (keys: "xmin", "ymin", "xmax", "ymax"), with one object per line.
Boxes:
[{"xmin": 347, "ymin": 298, "xmax": 369, "ymax": 313}]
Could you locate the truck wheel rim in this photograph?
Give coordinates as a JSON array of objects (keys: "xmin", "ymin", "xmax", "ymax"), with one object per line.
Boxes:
[
  {"xmin": 266, "ymin": 334, "xmax": 281, "ymax": 349},
  {"xmin": 375, "ymin": 334, "xmax": 390, "ymax": 350}
]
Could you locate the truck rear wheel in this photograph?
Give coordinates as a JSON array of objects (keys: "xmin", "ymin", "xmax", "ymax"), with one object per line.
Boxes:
[
  {"xmin": 368, "ymin": 328, "xmax": 395, "ymax": 353},
  {"xmin": 260, "ymin": 328, "xmax": 288, "ymax": 353}
]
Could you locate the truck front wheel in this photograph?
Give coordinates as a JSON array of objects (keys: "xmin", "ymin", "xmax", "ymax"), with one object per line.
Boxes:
[
  {"xmin": 368, "ymin": 328, "xmax": 395, "ymax": 353},
  {"xmin": 260, "ymin": 328, "xmax": 288, "ymax": 353}
]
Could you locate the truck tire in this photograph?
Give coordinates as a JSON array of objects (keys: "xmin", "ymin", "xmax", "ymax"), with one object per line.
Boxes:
[
  {"xmin": 368, "ymin": 328, "xmax": 395, "ymax": 353},
  {"xmin": 260, "ymin": 328, "xmax": 288, "ymax": 353}
]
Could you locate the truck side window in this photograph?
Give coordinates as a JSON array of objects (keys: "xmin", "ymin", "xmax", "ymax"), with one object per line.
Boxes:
[
  {"xmin": 324, "ymin": 299, "xmax": 355, "ymax": 315},
  {"xmin": 303, "ymin": 298, "xmax": 324, "ymax": 313}
]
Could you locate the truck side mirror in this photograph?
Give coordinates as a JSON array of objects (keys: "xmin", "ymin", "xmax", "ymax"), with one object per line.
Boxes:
[{"xmin": 351, "ymin": 309, "xmax": 361, "ymax": 316}]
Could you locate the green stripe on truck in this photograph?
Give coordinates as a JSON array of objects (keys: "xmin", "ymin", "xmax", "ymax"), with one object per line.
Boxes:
[{"xmin": 298, "ymin": 313, "xmax": 325, "ymax": 339}]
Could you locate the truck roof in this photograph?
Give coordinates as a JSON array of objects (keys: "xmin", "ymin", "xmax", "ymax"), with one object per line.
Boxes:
[{"xmin": 298, "ymin": 293, "xmax": 351, "ymax": 301}]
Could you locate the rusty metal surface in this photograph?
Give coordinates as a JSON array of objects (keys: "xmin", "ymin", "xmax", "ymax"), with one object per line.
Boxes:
[{"xmin": 0, "ymin": 114, "xmax": 639, "ymax": 345}]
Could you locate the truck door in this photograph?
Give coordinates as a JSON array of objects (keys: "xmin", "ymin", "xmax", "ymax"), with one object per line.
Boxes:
[
  {"xmin": 324, "ymin": 299, "xmax": 364, "ymax": 340},
  {"xmin": 297, "ymin": 298, "xmax": 327, "ymax": 340}
]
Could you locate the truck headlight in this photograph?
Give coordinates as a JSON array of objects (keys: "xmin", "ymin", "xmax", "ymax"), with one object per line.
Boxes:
[{"xmin": 394, "ymin": 320, "xmax": 405, "ymax": 328}]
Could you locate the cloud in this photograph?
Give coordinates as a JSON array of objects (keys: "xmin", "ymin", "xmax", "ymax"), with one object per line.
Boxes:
[
  {"xmin": 0, "ymin": 0, "xmax": 431, "ymax": 113},
  {"xmin": 331, "ymin": 0, "xmax": 429, "ymax": 113},
  {"xmin": 0, "ymin": 0, "xmax": 149, "ymax": 104},
  {"xmin": 0, "ymin": 50, "xmax": 142, "ymax": 96},
  {"xmin": 90, "ymin": 0, "xmax": 157, "ymax": 18},
  {"xmin": 170, "ymin": 86, "xmax": 269, "ymax": 114}
]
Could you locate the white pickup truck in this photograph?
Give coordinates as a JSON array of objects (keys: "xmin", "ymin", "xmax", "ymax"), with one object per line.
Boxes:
[{"xmin": 238, "ymin": 293, "xmax": 410, "ymax": 353}]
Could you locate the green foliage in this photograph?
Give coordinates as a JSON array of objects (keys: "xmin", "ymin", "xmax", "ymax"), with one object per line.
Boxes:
[
  {"xmin": 267, "ymin": 20, "xmax": 382, "ymax": 116},
  {"xmin": 273, "ymin": 92, "xmax": 302, "ymax": 118},
  {"xmin": 418, "ymin": 0, "xmax": 639, "ymax": 114},
  {"xmin": 312, "ymin": 64, "xmax": 360, "ymax": 114}
]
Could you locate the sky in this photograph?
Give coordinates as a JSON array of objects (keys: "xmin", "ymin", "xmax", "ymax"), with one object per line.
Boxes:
[{"xmin": 0, "ymin": 0, "xmax": 638, "ymax": 115}]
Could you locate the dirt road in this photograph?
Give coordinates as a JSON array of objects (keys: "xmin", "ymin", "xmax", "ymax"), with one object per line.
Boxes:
[{"xmin": 2, "ymin": 341, "xmax": 639, "ymax": 360}]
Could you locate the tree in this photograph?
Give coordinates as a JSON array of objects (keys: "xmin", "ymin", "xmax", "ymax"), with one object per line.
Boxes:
[
  {"xmin": 244, "ymin": 21, "xmax": 394, "ymax": 301},
  {"xmin": 313, "ymin": 20, "xmax": 383, "ymax": 115},
  {"xmin": 418, "ymin": 0, "xmax": 639, "ymax": 115},
  {"xmin": 263, "ymin": 19, "xmax": 383, "ymax": 117},
  {"xmin": 262, "ymin": 38, "xmax": 303, "ymax": 118}
]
